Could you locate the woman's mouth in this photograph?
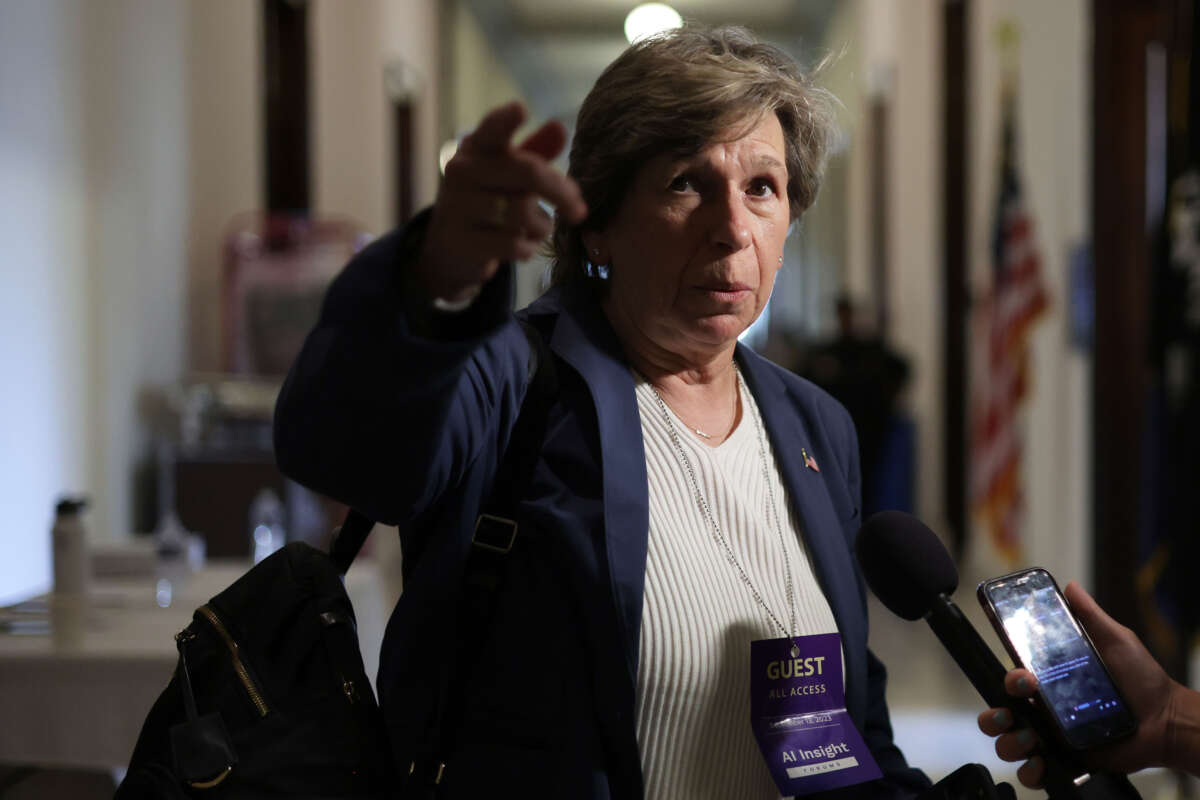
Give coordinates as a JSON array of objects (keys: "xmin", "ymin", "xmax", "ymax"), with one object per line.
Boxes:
[{"xmin": 696, "ymin": 282, "xmax": 752, "ymax": 301}]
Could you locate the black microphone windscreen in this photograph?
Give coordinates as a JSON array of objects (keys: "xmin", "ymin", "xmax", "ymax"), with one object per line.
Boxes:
[{"xmin": 855, "ymin": 511, "xmax": 959, "ymax": 620}]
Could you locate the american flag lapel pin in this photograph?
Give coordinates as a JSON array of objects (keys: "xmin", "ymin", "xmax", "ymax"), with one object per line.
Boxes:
[{"xmin": 802, "ymin": 447, "xmax": 820, "ymax": 473}]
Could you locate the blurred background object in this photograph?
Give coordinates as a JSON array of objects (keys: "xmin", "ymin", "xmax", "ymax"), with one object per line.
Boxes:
[
  {"xmin": 798, "ymin": 294, "xmax": 914, "ymax": 517},
  {"xmin": 222, "ymin": 213, "xmax": 370, "ymax": 377}
]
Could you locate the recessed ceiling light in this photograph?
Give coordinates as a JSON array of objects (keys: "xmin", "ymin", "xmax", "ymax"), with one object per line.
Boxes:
[{"xmin": 624, "ymin": 3, "xmax": 683, "ymax": 44}]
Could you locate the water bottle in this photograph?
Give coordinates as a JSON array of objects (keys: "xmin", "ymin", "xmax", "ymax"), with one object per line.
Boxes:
[
  {"xmin": 52, "ymin": 497, "xmax": 90, "ymax": 596},
  {"xmin": 248, "ymin": 488, "xmax": 286, "ymax": 564}
]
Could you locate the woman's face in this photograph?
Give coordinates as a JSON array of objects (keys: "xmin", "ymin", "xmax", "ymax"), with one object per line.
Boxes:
[{"xmin": 592, "ymin": 113, "xmax": 791, "ymax": 364}]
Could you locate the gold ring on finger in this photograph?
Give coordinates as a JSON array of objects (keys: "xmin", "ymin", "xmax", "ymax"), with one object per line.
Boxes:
[{"xmin": 490, "ymin": 195, "xmax": 510, "ymax": 227}]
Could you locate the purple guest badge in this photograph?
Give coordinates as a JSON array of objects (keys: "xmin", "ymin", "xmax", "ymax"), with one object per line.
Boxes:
[{"xmin": 750, "ymin": 633, "xmax": 882, "ymax": 795}]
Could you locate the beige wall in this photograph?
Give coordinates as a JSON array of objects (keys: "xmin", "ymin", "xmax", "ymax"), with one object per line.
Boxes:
[
  {"xmin": 0, "ymin": 0, "xmax": 441, "ymax": 601},
  {"xmin": 381, "ymin": 0, "xmax": 442, "ymax": 211},
  {"xmin": 448, "ymin": 0, "xmax": 524, "ymax": 138},
  {"xmin": 827, "ymin": 0, "xmax": 946, "ymax": 535},
  {"xmin": 832, "ymin": 0, "xmax": 872, "ymax": 313},
  {"xmin": 186, "ymin": 0, "xmax": 261, "ymax": 374},
  {"xmin": 312, "ymin": 0, "xmax": 440, "ymax": 234},
  {"xmin": 886, "ymin": 0, "xmax": 945, "ymax": 535},
  {"xmin": 445, "ymin": 1, "xmax": 533, "ymax": 304},
  {"xmin": 0, "ymin": 0, "xmax": 193, "ymax": 599},
  {"xmin": 774, "ymin": 0, "xmax": 862, "ymax": 338},
  {"xmin": 83, "ymin": 0, "xmax": 191, "ymax": 550},
  {"xmin": 0, "ymin": 0, "xmax": 91, "ymax": 602}
]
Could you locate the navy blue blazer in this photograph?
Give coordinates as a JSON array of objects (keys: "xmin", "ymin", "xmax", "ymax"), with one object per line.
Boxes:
[{"xmin": 274, "ymin": 218, "xmax": 929, "ymax": 799}]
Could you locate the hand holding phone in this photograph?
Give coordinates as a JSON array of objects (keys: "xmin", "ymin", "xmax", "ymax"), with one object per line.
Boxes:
[
  {"xmin": 981, "ymin": 580, "xmax": 1197, "ymax": 784},
  {"xmin": 978, "ymin": 569, "xmax": 1137, "ymax": 751}
]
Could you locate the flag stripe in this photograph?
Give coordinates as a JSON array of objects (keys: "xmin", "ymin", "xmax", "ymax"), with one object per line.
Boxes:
[{"xmin": 971, "ymin": 90, "xmax": 1048, "ymax": 563}]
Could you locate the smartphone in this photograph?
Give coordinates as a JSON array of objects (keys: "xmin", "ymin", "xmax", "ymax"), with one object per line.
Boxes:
[{"xmin": 977, "ymin": 568, "xmax": 1136, "ymax": 750}]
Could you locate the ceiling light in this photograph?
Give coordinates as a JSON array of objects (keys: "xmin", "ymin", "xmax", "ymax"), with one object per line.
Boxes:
[{"xmin": 624, "ymin": 3, "xmax": 682, "ymax": 44}]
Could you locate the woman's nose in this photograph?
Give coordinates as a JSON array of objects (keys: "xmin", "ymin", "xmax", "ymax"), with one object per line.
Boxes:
[{"xmin": 709, "ymin": 190, "xmax": 753, "ymax": 251}]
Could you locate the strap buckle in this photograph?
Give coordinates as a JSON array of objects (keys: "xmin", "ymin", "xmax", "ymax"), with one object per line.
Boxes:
[{"xmin": 472, "ymin": 514, "xmax": 518, "ymax": 554}]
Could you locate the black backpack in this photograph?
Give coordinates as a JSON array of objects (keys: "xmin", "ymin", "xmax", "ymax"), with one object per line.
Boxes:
[
  {"xmin": 115, "ymin": 524, "xmax": 393, "ymax": 799},
  {"xmin": 116, "ymin": 321, "xmax": 556, "ymax": 798}
]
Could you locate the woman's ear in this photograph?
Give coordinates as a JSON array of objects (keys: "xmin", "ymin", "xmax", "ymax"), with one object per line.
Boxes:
[{"xmin": 581, "ymin": 231, "xmax": 607, "ymax": 265}]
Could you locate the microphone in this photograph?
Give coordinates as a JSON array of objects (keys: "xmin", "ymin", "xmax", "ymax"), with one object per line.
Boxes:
[
  {"xmin": 856, "ymin": 511, "xmax": 1011, "ymax": 709},
  {"xmin": 855, "ymin": 511, "xmax": 1139, "ymax": 800}
]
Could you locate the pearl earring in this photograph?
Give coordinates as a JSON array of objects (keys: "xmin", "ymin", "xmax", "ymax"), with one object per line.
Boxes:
[{"xmin": 778, "ymin": 256, "xmax": 784, "ymax": 264}]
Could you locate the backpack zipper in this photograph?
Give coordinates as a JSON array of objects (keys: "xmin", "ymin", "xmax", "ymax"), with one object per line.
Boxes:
[
  {"xmin": 196, "ymin": 604, "xmax": 270, "ymax": 717},
  {"xmin": 175, "ymin": 627, "xmax": 197, "ymax": 647}
]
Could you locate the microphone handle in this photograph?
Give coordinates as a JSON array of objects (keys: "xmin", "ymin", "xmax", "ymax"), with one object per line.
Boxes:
[
  {"xmin": 925, "ymin": 596, "xmax": 1012, "ymax": 709},
  {"xmin": 924, "ymin": 595, "xmax": 1140, "ymax": 800}
]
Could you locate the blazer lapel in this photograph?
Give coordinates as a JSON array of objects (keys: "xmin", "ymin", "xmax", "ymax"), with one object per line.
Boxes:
[
  {"xmin": 545, "ymin": 294, "xmax": 649, "ymax": 680},
  {"xmin": 735, "ymin": 345, "xmax": 869, "ymax": 723}
]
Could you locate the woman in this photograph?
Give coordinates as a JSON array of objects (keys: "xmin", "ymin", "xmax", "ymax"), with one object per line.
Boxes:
[{"xmin": 276, "ymin": 25, "xmax": 927, "ymax": 799}]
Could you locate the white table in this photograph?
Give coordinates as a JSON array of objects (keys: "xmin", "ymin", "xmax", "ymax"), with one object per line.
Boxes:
[{"xmin": 0, "ymin": 558, "xmax": 388, "ymax": 771}]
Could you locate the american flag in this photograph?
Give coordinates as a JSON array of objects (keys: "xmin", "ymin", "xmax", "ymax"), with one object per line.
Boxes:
[{"xmin": 970, "ymin": 86, "xmax": 1049, "ymax": 564}]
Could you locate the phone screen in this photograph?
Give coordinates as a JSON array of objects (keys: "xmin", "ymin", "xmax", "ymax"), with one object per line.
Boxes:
[{"xmin": 983, "ymin": 569, "xmax": 1135, "ymax": 749}]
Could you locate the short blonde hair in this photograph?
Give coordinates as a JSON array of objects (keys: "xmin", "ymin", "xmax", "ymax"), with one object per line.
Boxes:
[{"xmin": 549, "ymin": 24, "xmax": 837, "ymax": 289}]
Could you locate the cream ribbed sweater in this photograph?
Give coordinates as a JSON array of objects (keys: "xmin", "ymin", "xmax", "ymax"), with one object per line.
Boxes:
[{"xmin": 632, "ymin": 373, "xmax": 840, "ymax": 800}]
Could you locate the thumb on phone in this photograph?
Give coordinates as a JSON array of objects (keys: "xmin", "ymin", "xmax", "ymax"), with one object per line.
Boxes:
[{"xmin": 1063, "ymin": 581, "xmax": 1123, "ymax": 650}]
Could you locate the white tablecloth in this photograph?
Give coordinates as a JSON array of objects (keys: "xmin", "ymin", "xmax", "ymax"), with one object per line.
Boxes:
[{"xmin": 0, "ymin": 558, "xmax": 389, "ymax": 770}]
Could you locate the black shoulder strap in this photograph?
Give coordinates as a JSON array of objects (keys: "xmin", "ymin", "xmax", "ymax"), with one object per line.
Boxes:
[
  {"xmin": 329, "ymin": 509, "xmax": 374, "ymax": 575},
  {"xmin": 416, "ymin": 319, "xmax": 560, "ymax": 791},
  {"xmin": 472, "ymin": 319, "xmax": 557, "ymax": 545}
]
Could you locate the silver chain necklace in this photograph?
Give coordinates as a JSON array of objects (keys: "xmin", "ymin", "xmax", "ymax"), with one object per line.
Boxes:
[
  {"xmin": 653, "ymin": 377, "xmax": 735, "ymax": 440},
  {"xmin": 647, "ymin": 365, "xmax": 801, "ymax": 656}
]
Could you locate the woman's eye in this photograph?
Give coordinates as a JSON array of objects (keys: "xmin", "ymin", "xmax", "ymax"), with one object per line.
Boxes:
[
  {"xmin": 668, "ymin": 174, "xmax": 694, "ymax": 192},
  {"xmin": 748, "ymin": 178, "xmax": 777, "ymax": 197}
]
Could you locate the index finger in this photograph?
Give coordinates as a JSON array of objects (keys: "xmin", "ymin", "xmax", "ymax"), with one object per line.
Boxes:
[
  {"xmin": 460, "ymin": 101, "xmax": 527, "ymax": 156},
  {"xmin": 517, "ymin": 119, "xmax": 569, "ymax": 161},
  {"xmin": 472, "ymin": 153, "xmax": 587, "ymax": 223}
]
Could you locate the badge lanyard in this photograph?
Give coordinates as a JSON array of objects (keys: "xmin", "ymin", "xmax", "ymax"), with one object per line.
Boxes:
[{"xmin": 648, "ymin": 365, "xmax": 801, "ymax": 654}]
